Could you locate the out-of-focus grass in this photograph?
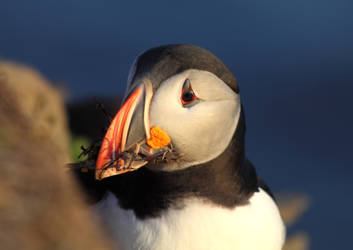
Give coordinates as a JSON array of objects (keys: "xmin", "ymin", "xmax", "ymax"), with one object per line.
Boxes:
[
  {"xmin": 0, "ymin": 61, "xmax": 113, "ymax": 250},
  {"xmin": 70, "ymin": 135, "xmax": 90, "ymax": 162}
]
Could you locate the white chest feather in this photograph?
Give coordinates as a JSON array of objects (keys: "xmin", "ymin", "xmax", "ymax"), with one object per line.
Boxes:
[{"xmin": 95, "ymin": 188, "xmax": 285, "ymax": 250}]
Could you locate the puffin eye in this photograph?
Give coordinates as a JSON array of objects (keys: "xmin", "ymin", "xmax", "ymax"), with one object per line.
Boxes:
[
  {"xmin": 181, "ymin": 79, "xmax": 199, "ymax": 107},
  {"xmin": 182, "ymin": 89, "xmax": 195, "ymax": 102}
]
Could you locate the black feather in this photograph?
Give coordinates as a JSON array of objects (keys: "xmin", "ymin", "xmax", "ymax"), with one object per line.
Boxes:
[{"xmin": 68, "ymin": 45, "xmax": 274, "ymax": 220}]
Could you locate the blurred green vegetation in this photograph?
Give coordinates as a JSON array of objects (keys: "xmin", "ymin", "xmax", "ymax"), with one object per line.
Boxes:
[{"xmin": 70, "ymin": 135, "xmax": 90, "ymax": 162}]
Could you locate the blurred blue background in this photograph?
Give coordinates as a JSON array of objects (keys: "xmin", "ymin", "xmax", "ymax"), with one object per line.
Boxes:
[{"xmin": 1, "ymin": 1, "xmax": 352, "ymax": 249}]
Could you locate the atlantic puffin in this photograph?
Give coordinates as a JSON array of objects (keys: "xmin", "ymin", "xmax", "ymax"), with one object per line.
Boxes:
[{"xmin": 72, "ymin": 44, "xmax": 285, "ymax": 250}]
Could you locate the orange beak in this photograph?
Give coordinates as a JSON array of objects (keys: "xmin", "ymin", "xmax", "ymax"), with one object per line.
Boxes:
[{"xmin": 96, "ymin": 80, "xmax": 153, "ymax": 180}]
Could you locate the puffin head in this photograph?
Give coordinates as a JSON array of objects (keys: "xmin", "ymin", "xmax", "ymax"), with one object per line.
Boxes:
[{"xmin": 95, "ymin": 44, "xmax": 243, "ymax": 179}]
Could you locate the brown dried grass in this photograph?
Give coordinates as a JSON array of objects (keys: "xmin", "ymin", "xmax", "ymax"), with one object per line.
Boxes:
[{"xmin": 0, "ymin": 63, "xmax": 114, "ymax": 250}]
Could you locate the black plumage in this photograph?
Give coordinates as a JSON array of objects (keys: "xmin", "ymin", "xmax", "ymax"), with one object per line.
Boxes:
[{"xmin": 70, "ymin": 44, "xmax": 275, "ymax": 220}]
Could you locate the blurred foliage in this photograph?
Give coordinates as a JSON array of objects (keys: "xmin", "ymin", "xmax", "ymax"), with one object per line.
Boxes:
[{"xmin": 70, "ymin": 135, "xmax": 90, "ymax": 162}]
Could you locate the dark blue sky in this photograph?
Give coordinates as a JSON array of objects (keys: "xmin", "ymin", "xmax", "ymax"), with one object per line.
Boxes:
[{"xmin": 1, "ymin": 1, "xmax": 352, "ymax": 249}]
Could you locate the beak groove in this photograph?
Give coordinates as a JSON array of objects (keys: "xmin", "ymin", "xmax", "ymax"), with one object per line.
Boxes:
[{"xmin": 143, "ymin": 78, "xmax": 153, "ymax": 139}]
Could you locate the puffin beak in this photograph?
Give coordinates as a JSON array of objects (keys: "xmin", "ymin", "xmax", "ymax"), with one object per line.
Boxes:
[{"xmin": 96, "ymin": 79, "xmax": 154, "ymax": 180}]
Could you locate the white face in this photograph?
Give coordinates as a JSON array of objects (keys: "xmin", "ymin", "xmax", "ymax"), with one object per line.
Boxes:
[{"xmin": 149, "ymin": 69, "xmax": 241, "ymax": 171}]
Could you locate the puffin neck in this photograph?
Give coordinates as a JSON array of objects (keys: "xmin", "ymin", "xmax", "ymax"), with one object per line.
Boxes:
[{"xmin": 103, "ymin": 110, "xmax": 259, "ymax": 219}]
